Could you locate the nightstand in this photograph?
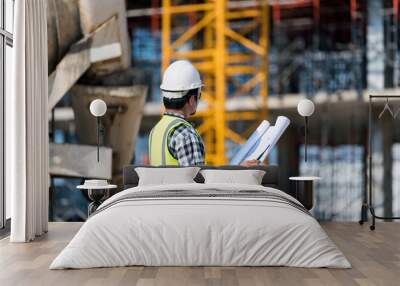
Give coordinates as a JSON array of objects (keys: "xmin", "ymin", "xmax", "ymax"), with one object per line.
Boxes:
[
  {"xmin": 77, "ymin": 180, "xmax": 117, "ymax": 216},
  {"xmin": 289, "ymin": 176, "xmax": 320, "ymax": 210}
]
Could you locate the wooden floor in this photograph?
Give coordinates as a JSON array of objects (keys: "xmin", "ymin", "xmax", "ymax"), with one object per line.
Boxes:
[{"xmin": 0, "ymin": 222, "xmax": 399, "ymax": 286}]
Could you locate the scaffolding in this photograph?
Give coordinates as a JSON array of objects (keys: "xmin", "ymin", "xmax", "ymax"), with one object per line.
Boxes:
[{"xmin": 161, "ymin": 0, "xmax": 269, "ymax": 165}]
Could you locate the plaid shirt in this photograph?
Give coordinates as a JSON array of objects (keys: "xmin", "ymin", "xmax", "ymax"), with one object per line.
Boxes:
[{"xmin": 165, "ymin": 112, "xmax": 205, "ymax": 166}]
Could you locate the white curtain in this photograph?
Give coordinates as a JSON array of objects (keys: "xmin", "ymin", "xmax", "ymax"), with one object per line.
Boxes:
[{"xmin": 6, "ymin": 0, "xmax": 49, "ymax": 242}]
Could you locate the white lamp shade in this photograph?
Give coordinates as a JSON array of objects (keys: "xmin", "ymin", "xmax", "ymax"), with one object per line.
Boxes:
[
  {"xmin": 89, "ymin": 99, "xmax": 107, "ymax": 117},
  {"xmin": 297, "ymin": 99, "xmax": 315, "ymax": 117}
]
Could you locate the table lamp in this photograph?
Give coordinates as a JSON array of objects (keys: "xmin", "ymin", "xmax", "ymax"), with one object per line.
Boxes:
[
  {"xmin": 89, "ymin": 99, "xmax": 107, "ymax": 162},
  {"xmin": 297, "ymin": 99, "xmax": 315, "ymax": 162}
]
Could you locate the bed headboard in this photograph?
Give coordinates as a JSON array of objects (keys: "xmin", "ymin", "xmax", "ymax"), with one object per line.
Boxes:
[{"xmin": 123, "ymin": 165, "xmax": 280, "ymax": 190}]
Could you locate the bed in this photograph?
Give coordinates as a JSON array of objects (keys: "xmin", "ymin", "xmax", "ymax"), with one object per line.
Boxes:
[{"xmin": 50, "ymin": 165, "xmax": 350, "ymax": 269}]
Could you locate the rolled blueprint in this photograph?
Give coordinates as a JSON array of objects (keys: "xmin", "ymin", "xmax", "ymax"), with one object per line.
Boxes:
[
  {"xmin": 245, "ymin": 116, "xmax": 290, "ymax": 162},
  {"xmin": 230, "ymin": 120, "xmax": 270, "ymax": 165}
]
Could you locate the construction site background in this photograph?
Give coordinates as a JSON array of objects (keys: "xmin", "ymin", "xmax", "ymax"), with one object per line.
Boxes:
[{"xmin": 49, "ymin": 0, "xmax": 400, "ymax": 222}]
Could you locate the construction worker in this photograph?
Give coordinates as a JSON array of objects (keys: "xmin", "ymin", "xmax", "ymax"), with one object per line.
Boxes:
[{"xmin": 149, "ymin": 60, "xmax": 259, "ymax": 166}]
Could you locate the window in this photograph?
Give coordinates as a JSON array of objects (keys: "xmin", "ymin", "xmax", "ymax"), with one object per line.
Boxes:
[{"xmin": 1, "ymin": 0, "xmax": 14, "ymax": 230}]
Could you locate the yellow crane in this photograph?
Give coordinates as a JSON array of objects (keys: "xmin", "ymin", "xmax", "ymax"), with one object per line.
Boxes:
[{"xmin": 162, "ymin": 0, "xmax": 269, "ymax": 165}]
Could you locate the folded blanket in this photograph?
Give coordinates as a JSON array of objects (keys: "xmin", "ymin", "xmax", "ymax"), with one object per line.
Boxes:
[{"xmin": 92, "ymin": 188, "xmax": 311, "ymax": 218}]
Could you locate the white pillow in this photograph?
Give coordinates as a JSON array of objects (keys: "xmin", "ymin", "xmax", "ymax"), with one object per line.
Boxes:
[
  {"xmin": 200, "ymin": 169, "xmax": 265, "ymax": 185},
  {"xmin": 135, "ymin": 167, "xmax": 200, "ymax": 186}
]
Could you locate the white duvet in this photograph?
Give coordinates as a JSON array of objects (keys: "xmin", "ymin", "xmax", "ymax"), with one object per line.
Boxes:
[{"xmin": 50, "ymin": 183, "xmax": 351, "ymax": 269}]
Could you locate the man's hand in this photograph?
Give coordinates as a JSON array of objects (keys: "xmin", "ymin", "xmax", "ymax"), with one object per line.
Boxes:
[{"xmin": 240, "ymin": 159, "xmax": 261, "ymax": 167}]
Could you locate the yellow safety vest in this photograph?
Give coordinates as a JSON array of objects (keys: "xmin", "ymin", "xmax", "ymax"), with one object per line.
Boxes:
[{"xmin": 148, "ymin": 115, "xmax": 197, "ymax": 165}]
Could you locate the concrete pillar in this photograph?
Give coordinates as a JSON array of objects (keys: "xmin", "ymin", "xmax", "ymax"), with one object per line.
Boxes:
[{"xmin": 367, "ymin": 0, "xmax": 385, "ymax": 89}]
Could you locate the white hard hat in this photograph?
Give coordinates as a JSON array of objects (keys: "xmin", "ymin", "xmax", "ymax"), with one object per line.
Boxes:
[{"xmin": 160, "ymin": 60, "xmax": 203, "ymax": 99}]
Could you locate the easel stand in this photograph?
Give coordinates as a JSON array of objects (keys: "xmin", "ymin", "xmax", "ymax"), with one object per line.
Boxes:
[{"xmin": 359, "ymin": 95, "xmax": 400, "ymax": 230}]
